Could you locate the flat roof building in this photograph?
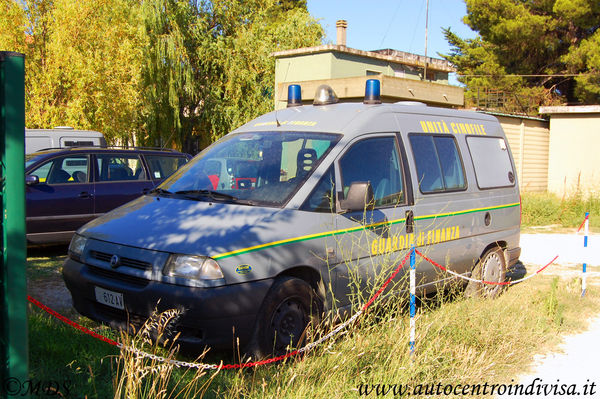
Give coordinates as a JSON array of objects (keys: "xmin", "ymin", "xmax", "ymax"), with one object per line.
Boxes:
[{"xmin": 273, "ymin": 20, "xmax": 464, "ymax": 109}]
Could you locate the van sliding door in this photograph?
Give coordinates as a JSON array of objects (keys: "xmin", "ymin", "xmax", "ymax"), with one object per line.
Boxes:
[{"xmin": 408, "ymin": 133, "xmax": 471, "ymax": 288}]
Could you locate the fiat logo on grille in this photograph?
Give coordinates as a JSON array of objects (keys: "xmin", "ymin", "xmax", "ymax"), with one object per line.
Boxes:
[{"xmin": 110, "ymin": 255, "xmax": 120, "ymax": 268}]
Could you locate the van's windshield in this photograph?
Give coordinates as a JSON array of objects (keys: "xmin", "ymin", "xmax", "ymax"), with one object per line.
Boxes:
[{"xmin": 159, "ymin": 131, "xmax": 340, "ymax": 206}]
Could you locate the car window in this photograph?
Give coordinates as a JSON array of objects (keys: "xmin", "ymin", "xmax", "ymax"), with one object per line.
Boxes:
[
  {"xmin": 467, "ymin": 136, "xmax": 515, "ymax": 189},
  {"xmin": 96, "ymin": 154, "xmax": 146, "ymax": 182},
  {"xmin": 145, "ymin": 155, "xmax": 188, "ymax": 180},
  {"xmin": 28, "ymin": 155, "xmax": 89, "ymax": 184},
  {"xmin": 301, "ymin": 166, "xmax": 336, "ymax": 212},
  {"xmin": 410, "ymin": 135, "xmax": 466, "ymax": 193},
  {"xmin": 339, "ymin": 136, "xmax": 405, "ymax": 207}
]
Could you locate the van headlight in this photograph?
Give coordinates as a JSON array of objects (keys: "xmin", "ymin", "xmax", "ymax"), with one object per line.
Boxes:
[
  {"xmin": 163, "ymin": 255, "xmax": 224, "ymax": 281},
  {"xmin": 69, "ymin": 234, "xmax": 87, "ymax": 261}
]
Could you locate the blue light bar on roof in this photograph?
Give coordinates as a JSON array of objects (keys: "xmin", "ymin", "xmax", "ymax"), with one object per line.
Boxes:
[
  {"xmin": 364, "ymin": 79, "xmax": 381, "ymax": 104},
  {"xmin": 287, "ymin": 84, "xmax": 302, "ymax": 107}
]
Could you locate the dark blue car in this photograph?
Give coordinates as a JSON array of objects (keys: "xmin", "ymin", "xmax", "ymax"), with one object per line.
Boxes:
[{"xmin": 25, "ymin": 147, "xmax": 191, "ymax": 244}]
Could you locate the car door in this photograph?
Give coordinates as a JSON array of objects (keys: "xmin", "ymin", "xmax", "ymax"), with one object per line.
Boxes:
[
  {"xmin": 92, "ymin": 153, "xmax": 154, "ymax": 215},
  {"xmin": 331, "ymin": 134, "xmax": 415, "ymax": 308},
  {"xmin": 26, "ymin": 154, "xmax": 94, "ymax": 241}
]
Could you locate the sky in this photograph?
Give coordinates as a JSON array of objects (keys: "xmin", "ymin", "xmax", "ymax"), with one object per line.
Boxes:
[{"xmin": 306, "ymin": 0, "xmax": 477, "ymax": 82}]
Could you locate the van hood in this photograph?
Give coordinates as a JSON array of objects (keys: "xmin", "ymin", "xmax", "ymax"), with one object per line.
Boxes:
[{"xmin": 79, "ymin": 195, "xmax": 281, "ymax": 256}]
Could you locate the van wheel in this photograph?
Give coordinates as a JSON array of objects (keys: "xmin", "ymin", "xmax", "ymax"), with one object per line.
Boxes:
[
  {"xmin": 247, "ymin": 276, "xmax": 323, "ymax": 358},
  {"xmin": 465, "ymin": 247, "xmax": 506, "ymax": 298}
]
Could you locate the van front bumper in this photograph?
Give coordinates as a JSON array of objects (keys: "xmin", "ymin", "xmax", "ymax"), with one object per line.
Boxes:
[{"xmin": 62, "ymin": 257, "xmax": 273, "ymax": 350}]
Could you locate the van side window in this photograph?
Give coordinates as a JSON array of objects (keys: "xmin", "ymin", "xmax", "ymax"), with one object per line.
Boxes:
[
  {"xmin": 467, "ymin": 136, "xmax": 515, "ymax": 189},
  {"xmin": 409, "ymin": 135, "xmax": 466, "ymax": 193},
  {"xmin": 339, "ymin": 137, "xmax": 405, "ymax": 207},
  {"xmin": 301, "ymin": 167, "xmax": 335, "ymax": 212}
]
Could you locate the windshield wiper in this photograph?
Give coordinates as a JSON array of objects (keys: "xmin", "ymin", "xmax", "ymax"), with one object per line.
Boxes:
[
  {"xmin": 150, "ymin": 188, "xmax": 173, "ymax": 196},
  {"xmin": 174, "ymin": 189, "xmax": 254, "ymax": 205}
]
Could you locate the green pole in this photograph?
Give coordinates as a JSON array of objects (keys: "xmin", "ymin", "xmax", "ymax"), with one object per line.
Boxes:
[{"xmin": 1, "ymin": 51, "xmax": 29, "ymax": 395}]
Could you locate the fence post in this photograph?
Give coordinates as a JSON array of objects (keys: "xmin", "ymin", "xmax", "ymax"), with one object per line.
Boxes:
[
  {"xmin": 1, "ymin": 51, "xmax": 29, "ymax": 396},
  {"xmin": 582, "ymin": 212, "xmax": 589, "ymax": 298},
  {"xmin": 409, "ymin": 246, "xmax": 416, "ymax": 358}
]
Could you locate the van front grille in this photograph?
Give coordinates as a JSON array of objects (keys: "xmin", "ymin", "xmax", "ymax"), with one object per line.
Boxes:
[
  {"xmin": 88, "ymin": 265, "xmax": 150, "ymax": 288},
  {"xmin": 90, "ymin": 250, "xmax": 152, "ymax": 270}
]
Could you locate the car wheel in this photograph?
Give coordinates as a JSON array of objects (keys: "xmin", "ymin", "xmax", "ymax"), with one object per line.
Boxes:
[
  {"xmin": 248, "ymin": 276, "xmax": 323, "ymax": 358},
  {"xmin": 465, "ymin": 246, "xmax": 506, "ymax": 298}
]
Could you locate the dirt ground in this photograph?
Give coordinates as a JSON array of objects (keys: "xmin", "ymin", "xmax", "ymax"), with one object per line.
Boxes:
[
  {"xmin": 27, "ymin": 273, "xmax": 73, "ymax": 311},
  {"xmin": 499, "ymin": 232, "xmax": 600, "ymax": 399},
  {"xmin": 26, "ymin": 245, "xmax": 72, "ymax": 313}
]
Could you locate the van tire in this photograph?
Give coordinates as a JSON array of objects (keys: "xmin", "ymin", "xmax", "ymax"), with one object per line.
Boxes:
[
  {"xmin": 465, "ymin": 247, "xmax": 506, "ymax": 298},
  {"xmin": 247, "ymin": 276, "xmax": 323, "ymax": 359}
]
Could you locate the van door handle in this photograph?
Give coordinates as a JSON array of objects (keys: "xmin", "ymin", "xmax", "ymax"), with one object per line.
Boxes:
[
  {"xmin": 79, "ymin": 191, "xmax": 92, "ymax": 199},
  {"xmin": 406, "ymin": 210, "xmax": 414, "ymax": 234}
]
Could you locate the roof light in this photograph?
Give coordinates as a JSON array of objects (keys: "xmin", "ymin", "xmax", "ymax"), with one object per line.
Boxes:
[
  {"xmin": 364, "ymin": 79, "xmax": 381, "ymax": 104},
  {"xmin": 287, "ymin": 84, "xmax": 302, "ymax": 107},
  {"xmin": 313, "ymin": 85, "xmax": 339, "ymax": 106}
]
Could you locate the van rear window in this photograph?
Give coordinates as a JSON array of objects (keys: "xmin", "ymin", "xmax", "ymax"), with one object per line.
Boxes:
[
  {"xmin": 467, "ymin": 136, "xmax": 515, "ymax": 189},
  {"xmin": 409, "ymin": 135, "xmax": 466, "ymax": 193}
]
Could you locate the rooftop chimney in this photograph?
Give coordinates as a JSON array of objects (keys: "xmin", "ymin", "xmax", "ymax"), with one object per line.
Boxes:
[{"xmin": 336, "ymin": 20, "xmax": 347, "ymax": 47}]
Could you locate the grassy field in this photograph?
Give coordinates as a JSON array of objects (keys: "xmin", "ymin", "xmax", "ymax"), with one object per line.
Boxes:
[
  {"xmin": 27, "ymin": 250, "xmax": 600, "ymax": 398},
  {"xmin": 521, "ymin": 191, "xmax": 599, "ymax": 232}
]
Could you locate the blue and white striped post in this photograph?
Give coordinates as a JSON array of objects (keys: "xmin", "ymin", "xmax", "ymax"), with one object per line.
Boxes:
[
  {"xmin": 582, "ymin": 212, "xmax": 589, "ymax": 298},
  {"xmin": 410, "ymin": 246, "xmax": 416, "ymax": 358}
]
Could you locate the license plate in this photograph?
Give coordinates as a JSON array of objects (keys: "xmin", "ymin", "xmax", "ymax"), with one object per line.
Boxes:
[{"xmin": 95, "ymin": 286, "xmax": 124, "ymax": 310}]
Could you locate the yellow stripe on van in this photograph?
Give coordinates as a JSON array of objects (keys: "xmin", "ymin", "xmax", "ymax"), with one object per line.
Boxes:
[
  {"xmin": 213, "ymin": 217, "xmax": 407, "ymax": 260},
  {"xmin": 212, "ymin": 202, "xmax": 520, "ymax": 260},
  {"xmin": 415, "ymin": 202, "xmax": 520, "ymax": 221}
]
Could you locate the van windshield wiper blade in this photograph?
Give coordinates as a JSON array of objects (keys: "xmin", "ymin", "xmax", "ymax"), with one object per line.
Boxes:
[{"xmin": 174, "ymin": 189, "xmax": 254, "ymax": 205}]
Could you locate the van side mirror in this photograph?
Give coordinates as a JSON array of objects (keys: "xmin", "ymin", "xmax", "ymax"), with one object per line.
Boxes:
[
  {"xmin": 339, "ymin": 181, "xmax": 375, "ymax": 212},
  {"xmin": 26, "ymin": 175, "xmax": 39, "ymax": 185}
]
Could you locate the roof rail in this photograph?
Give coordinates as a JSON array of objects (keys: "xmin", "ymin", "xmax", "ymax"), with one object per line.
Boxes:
[{"xmin": 33, "ymin": 145, "xmax": 183, "ymax": 153}]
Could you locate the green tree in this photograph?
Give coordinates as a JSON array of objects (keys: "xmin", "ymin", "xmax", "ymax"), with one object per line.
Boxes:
[
  {"xmin": 139, "ymin": 0, "xmax": 323, "ymax": 153},
  {"xmin": 137, "ymin": 0, "xmax": 200, "ymax": 150},
  {"xmin": 2, "ymin": 0, "xmax": 322, "ymax": 151},
  {"xmin": 0, "ymin": 0, "xmax": 147, "ymax": 143},
  {"xmin": 443, "ymin": 0, "xmax": 600, "ymax": 112}
]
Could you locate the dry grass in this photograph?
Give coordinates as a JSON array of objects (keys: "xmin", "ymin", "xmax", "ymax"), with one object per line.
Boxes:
[{"xmin": 109, "ymin": 274, "xmax": 600, "ymax": 398}]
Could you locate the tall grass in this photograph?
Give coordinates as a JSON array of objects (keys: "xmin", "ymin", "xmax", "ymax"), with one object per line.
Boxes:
[
  {"xmin": 521, "ymin": 191, "xmax": 600, "ymax": 229},
  {"xmin": 206, "ymin": 276, "xmax": 599, "ymax": 398},
  {"xmin": 29, "ymin": 269, "xmax": 600, "ymax": 397},
  {"xmin": 113, "ymin": 309, "xmax": 218, "ymax": 398},
  {"xmin": 99, "ymin": 276, "xmax": 598, "ymax": 398}
]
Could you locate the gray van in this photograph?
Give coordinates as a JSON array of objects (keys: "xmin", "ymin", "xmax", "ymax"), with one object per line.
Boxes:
[
  {"xmin": 63, "ymin": 81, "xmax": 521, "ymax": 356},
  {"xmin": 26, "ymin": 127, "xmax": 107, "ymax": 154}
]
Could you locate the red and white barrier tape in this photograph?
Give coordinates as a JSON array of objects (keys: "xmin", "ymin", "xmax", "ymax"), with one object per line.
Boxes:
[
  {"xmin": 415, "ymin": 250, "xmax": 559, "ymax": 286},
  {"xmin": 577, "ymin": 213, "xmax": 590, "ymax": 233},
  {"xmin": 28, "ymin": 248, "xmax": 558, "ymax": 370}
]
